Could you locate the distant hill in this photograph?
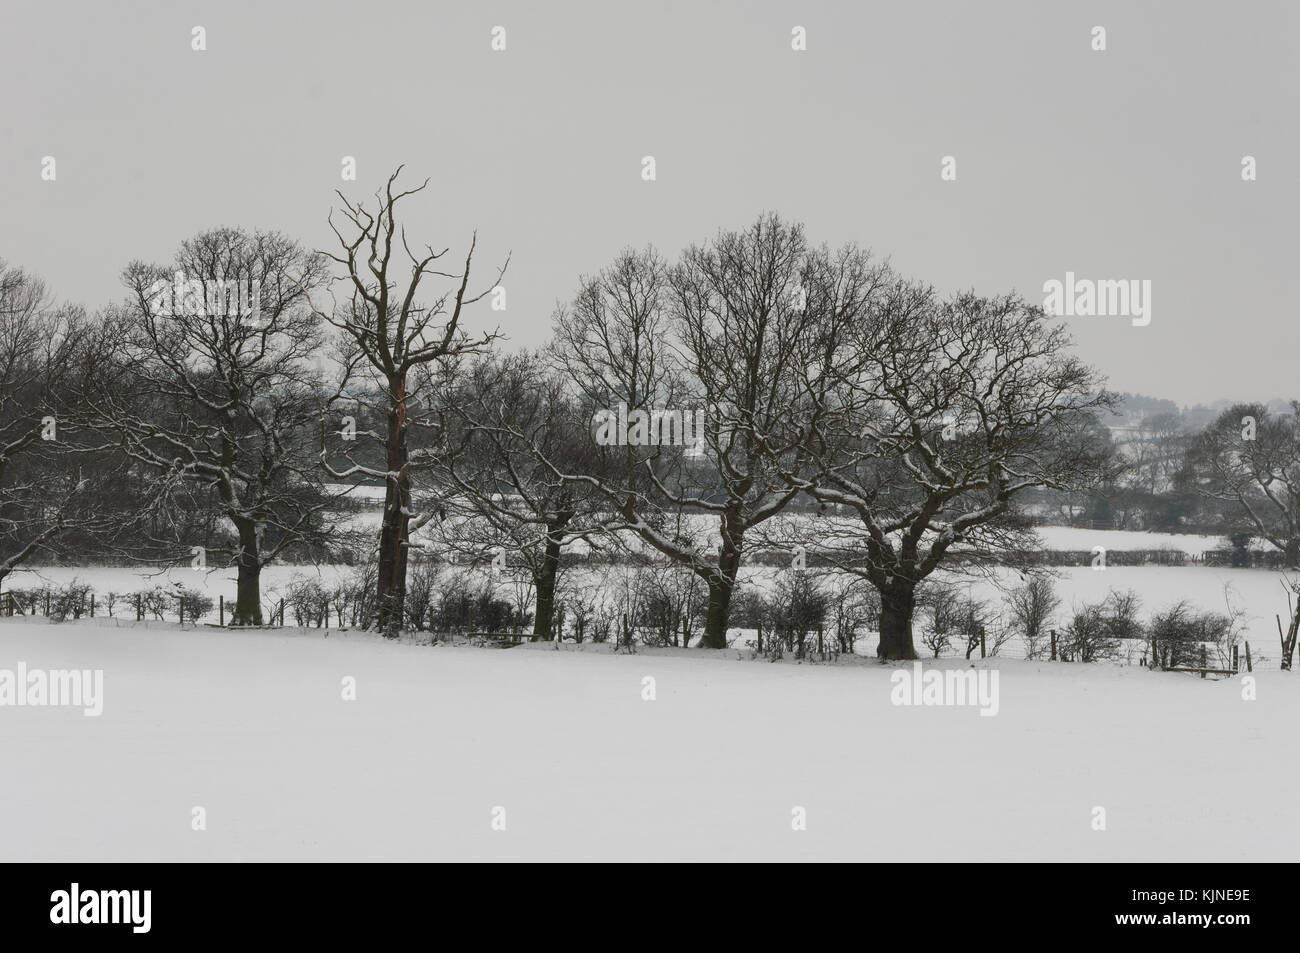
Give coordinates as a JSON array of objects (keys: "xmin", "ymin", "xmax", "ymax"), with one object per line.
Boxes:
[{"xmin": 1105, "ymin": 393, "xmax": 1294, "ymax": 434}]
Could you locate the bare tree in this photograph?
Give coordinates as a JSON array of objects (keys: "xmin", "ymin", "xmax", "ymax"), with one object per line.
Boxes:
[
  {"xmin": 663, "ymin": 218, "xmax": 885, "ymax": 647},
  {"xmin": 313, "ymin": 166, "xmax": 506, "ymax": 634},
  {"xmin": 529, "ymin": 219, "xmax": 887, "ymax": 648},
  {"xmin": 790, "ymin": 287, "xmax": 1112, "ymax": 659},
  {"xmin": 1183, "ymin": 402, "xmax": 1300, "ymax": 567},
  {"xmin": 0, "ymin": 262, "xmax": 102, "ymax": 586},
  {"xmin": 88, "ymin": 228, "xmax": 333, "ymax": 625},
  {"xmin": 433, "ymin": 350, "xmax": 602, "ymax": 640},
  {"xmin": 825, "ymin": 573, "xmax": 877, "ymax": 655},
  {"xmin": 1005, "ymin": 575, "xmax": 1061, "ymax": 659}
]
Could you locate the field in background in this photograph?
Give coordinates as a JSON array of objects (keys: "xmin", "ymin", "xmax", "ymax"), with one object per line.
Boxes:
[{"xmin": 2, "ymin": 523, "xmax": 1295, "ymax": 667}]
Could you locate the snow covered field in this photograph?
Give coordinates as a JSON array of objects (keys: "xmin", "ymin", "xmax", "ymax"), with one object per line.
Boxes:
[
  {"xmin": 3, "ymin": 529, "xmax": 1297, "ymax": 666},
  {"xmin": 0, "ymin": 617, "xmax": 1293, "ymax": 862}
]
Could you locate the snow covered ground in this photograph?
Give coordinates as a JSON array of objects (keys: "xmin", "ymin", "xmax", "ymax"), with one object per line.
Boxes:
[
  {"xmin": 921, "ymin": 564, "xmax": 1293, "ymax": 669},
  {"xmin": 4, "ymin": 548, "xmax": 1298, "ymax": 667},
  {"xmin": 325, "ymin": 496, "xmax": 1247, "ymax": 558},
  {"xmin": 1031, "ymin": 525, "xmax": 1234, "ymax": 553},
  {"xmin": 0, "ymin": 617, "xmax": 1292, "ymax": 861}
]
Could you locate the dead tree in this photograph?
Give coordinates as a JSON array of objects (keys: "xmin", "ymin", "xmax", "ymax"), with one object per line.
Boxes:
[{"xmin": 313, "ymin": 166, "xmax": 505, "ymax": 635}]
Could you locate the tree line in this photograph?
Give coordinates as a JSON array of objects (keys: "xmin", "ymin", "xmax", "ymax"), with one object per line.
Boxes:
[{"xmin": 3, "ymin": 166, "xmax": 1298, "ymax": 659}]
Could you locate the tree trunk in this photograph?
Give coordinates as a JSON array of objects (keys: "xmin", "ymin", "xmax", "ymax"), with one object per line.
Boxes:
[
  {"xmin": 375, "ymin": 374, "xmax": 411, "ymax": 636},
  {"xmin": 702, "ymin": 574, "xmax": 737, "ymax": 649},
  {"xmin": 877, "ymin": 585, "xmax": 919, "ymax": 660},
  {"xmin": 532, "ymin": 529, "xmax": 563, "ymax": 641},
  {"xmin": 700, "ymin": 515, "xmax": 744, "ymax": 649},
  {"xmin": 231, "ymin": 519, "xmax": 263, "ymax": 626}
]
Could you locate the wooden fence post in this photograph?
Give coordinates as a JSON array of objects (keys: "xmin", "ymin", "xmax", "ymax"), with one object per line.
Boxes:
[
  {"xmin": 1232, "ymin": 644, "xmax": 1239, "ymax": 673},
  {"xmin": 136, "ymin": 593, "xmax": 143, "ymax": 621},
  {"xmin": 1245, "ymin": 641, "xmax": 1253, "ymax": 673},
  {"xmin": 1050, "ymin": 629, "xmax": 1057, "ymax": 661},
  {"xmin": 980, "ymin": 627, "xmax": 986, "ymax": 659},
  {"xmin": 89, "ymin": 594, "xmax": 95, "ymax": 618},
  {"xmin": 1200, "ymin": 645, "xmax": 1207, "ymax": 679},
  {"xmin": 756, "ymin": 620, "xmax": 763, "ymax": 653},
  {"xmin": 219, "ymin": 595, "xmax": 224, "ymax": 626}
]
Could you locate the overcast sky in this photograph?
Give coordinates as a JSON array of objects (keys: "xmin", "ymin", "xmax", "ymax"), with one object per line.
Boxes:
[{"xmin": 2, "ymin": 0, "xmax": 1296, "ymax": 406}]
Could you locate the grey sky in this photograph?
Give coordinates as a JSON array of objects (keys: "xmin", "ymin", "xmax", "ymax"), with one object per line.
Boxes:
[{"xmin": 2, "ymin": 0, "xmax": 1296, "ymax": 406}]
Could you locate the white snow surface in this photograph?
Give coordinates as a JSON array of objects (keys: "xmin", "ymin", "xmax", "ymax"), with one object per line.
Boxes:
[{"xmin": 0, "ymin": 618, "xmax": 1293, "ymax": 862}]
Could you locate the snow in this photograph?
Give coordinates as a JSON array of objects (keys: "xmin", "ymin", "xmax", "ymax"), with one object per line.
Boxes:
[
  {"xmin": 0, "ymin": 617, "xmax": 1293, "ymax": 861},
  {"xmin": 5, "ymin": 548, "xmax": 1297, "ymax": 667},
  {"xmin": 1031, "ymin": 526, "xmax": 1233, "ymax": 552},
  {"xmin": 964, "ymin": 565, "xmax": 1293, "ymax": 668}
]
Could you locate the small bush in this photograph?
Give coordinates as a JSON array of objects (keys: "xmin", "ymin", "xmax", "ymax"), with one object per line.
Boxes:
[
  {"xmin": 49, "ymin": 580, "xmax": 93, "ymax": 623},
  {"xmin": 174, "ymin": 585, "xmax": 214, "ymax": 623},
  {"xmin": 285, "ymin": 576, "xmax": 330, "ymax": 627}
]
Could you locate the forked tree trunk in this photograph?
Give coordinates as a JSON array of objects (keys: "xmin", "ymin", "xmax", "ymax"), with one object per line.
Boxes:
[{"xmin": 701, "ymin": 522, "xmax": 744, "ymax": 649}]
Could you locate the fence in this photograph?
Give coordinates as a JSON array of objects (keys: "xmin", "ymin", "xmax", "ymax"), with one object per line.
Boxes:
[
  {"xmin": 0, "ymin": 581, "xmax": 1291, "ymax": 671},
  {"xmin": 0, "ymin": 587, "xmax": 286, "ymax": 628}
]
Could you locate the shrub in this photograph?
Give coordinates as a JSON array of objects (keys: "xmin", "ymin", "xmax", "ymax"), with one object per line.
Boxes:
[
  {"xmin": 1058, "ymin": 590, "xmax": 1141, "ymax": 662},
  {"xmin": 766, "ymin": 572, "xmax": 828, "ymax": 657},
  {"xmin": 1005, "ymin": 576, "xmax": 1060, "ymax": 660},
  {"xmin": 135, "ymin": 586, "xmax": 172, "ymax": 620},
  {"xmin": 49, "ymin": 580, "xmax": 93, "ymax": 623},
  {"xmin": 285, "ymin": 576, "xmax": 330, "ymax": 627},
  {"xmin": 1148, "ymin": 600, "xmax": 1237, "ymax": 669},
  {"xmin": 919, "ymin": 584, "xmax": 995, "ymax": 659},
  {"xmin": 174, "ymin": 585, "xmax": 214, "ymax": 623}
]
